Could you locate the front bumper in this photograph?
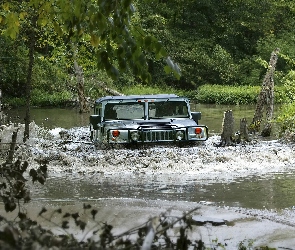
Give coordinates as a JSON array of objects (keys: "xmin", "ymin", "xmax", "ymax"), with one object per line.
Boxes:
[{"xmin": 106, "ymin": 126, "xmax": 208, "ymax": 144}]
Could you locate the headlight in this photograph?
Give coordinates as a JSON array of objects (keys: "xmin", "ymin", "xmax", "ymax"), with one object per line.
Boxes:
[
  {"xmin": 112, "ymin": 130, "xmax": 120, "ymax": 137},
  {"xmin": 195, "ymin": 127, "xmax": 202, "ymax": 134},
  {"xmin": 176, "ymin": 131, "xmax": 184, "ymax": 140},
  {"xmin": 130, "ymin": 131, "xmax": 140, "ymax": 141}
]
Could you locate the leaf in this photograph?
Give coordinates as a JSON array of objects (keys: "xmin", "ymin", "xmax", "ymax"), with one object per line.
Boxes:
[
  {"xmin": 90, "ymin": 35, "xmax": 100, "ymax": 47},
  {"xmin": 53, "ymin": 22, "xmax": 63, "ymax": 36},
  {"xmin": 21, "ymin": 161, "xmax": 28, "ymax": 172},
  {"xmin": 83, "ymin": 203, "xmax": 91, "ymax": 209},
  {"xmin": 123, "ymin": 0, "xmax": 132, "ymax": 9},
  {"xmin": 4, "ymin": 200, "xmax": 16, "ymax": 212},
  {"xmin": 164, "ymin": 65, "xmax": 172, "ymax": 74},
  {"xmin": 91, "ymin": 209, "xmax": 98, "ymax": 219},
  {"xmin": 62, "ymin": 221, "xmax": 69, "ymax": 229},
  {"xmin": 38, "ymin": 207, "xmax": 47, "ymax": 216},
  {"xmin": 40, "ymin": 164, "xmax": 48, "ymax": 174},
  {"xmin": 55, "ymin": 208, "xmax": 62, "ymax": 214},
  {"xmin": 19, "ymin": 12, "xmax": 27, "ymax": 20},
  {"xmin": 63, "ymin": 213, "xmax": 71, "ymax": 218},
  {"xmin": 77, "ymin": 220, "xmax": 86, "ymax": 231},
  {"xmin": 71, "ymin": 212, "xmax": 79, "ymax": 221},
  {"xmin": 29, "ymin": 169, "xmax": 37, "ymax": 183},
  {"xmin": 18, "ymin": 212, "xmax": 27, "ymax": 220},
  {"xmin": 37, "ymin": 175, "xmax": 45, "ymax": 185},
  {"xmin": 144, "ymin": 36, "xmax": 152, "ymax": 47},
  {"xmin": 2, "ymin": 3, "xmax": 10, "ymax": 11}
]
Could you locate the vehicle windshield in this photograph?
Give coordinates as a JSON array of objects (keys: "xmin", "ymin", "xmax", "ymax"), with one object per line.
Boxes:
[
  {"xmin": 148, "ymin": 101, "xmax": 189, "ymax": 119},
  {"xmin": 104, "ymin": 102, "xmax": 145, "ymax": 120}
]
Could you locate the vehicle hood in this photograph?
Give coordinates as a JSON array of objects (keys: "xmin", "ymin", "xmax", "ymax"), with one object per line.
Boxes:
[{"xmin": 104, "ymin": 118, "xmax": 198, "ymax": 129}]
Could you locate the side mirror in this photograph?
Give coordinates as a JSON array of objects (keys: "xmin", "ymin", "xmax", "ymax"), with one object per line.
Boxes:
[
  {"xmin": 191, "ymin": 112, "xmax": 201, "ymax": 123},
  {"xmin": 90, "ymin": 115, "xmax": 101, "ymax": 130}
]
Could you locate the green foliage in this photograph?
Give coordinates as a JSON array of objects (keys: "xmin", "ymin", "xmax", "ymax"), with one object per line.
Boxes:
[
  {"xmin": 4, "ymin": 90, "xmax": 73, "ymax": 108},
  {"xmin": 31, "ymin": 89, "xmax": 73, "ymax": 107},
  {"xmin": 0, "ymin": 0, "xmax": 180, "ymax": 96},
  {"xmin": 277, "ymin": 104, "xmax": 295, "ymax": 139},
  {"xmin": 0, "ymin": 37, "xmax": 28, "ymax": 97},
  {"xmin": 276, "ymin": 70, "xmax": 295, "ymax": 138},
  {"xmin": 32, "ymin": 57, "xmax": 69, "ymax": 94},
  {"xmin": 119, "ymin": 83, "xmax": 187, "ymax": 96},
  {"xmin": 194, "ymin": 84, "xmax": 287, "ymax": 105},
  {"xmin": 135, "ymin": 0, "xmax": 295, "ymax": 88},
  {"xmin": 194, "ymin": 84, "xmax": 260, "ymax": 105}
]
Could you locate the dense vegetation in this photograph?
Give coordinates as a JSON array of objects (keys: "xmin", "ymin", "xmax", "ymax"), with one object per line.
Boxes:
[
  {"xmin": 0, "ymin": 1, "xmax": 295, "ymax": 130},
  {"xmin": 0, "ymin": 1, "xmax": 294, "ymax": 93}
]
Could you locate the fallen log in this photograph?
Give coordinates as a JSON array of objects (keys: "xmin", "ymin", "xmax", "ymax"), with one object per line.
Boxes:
[{"xmin": 97, "ymin": 82, "xmax": 124, "ymax": 96}]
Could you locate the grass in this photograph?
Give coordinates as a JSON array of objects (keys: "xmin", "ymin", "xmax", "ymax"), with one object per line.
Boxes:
[{"xmin": 193, "ymin": 84, "xmax": 287, "ymax": 105}]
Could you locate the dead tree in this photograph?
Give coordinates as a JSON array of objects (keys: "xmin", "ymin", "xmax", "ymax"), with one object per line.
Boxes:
[
  {"xmin": 250, "ymin": 48, "xmax": 280, "ymax": 136},
  {"xmin": 216, "ymin": 110, "xmax": 235, "ymax": 146},
  {"xmin": 74, "ymin": 61, "xmax": 90, "ymax": 113},
  {"xmin": 240, "ymin": 118, "xmax": 250, "ymax": 142},
  {"xmin": 97, "ymin": 81, "xmax": 124, "ymax": 96}
]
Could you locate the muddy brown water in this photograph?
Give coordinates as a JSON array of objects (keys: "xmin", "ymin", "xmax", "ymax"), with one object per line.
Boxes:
[
  {"xmin": 30, "ymin": 173, "xmax": 295, "ymax": 210},
  {"xmin": 6, "ymin": 104, "xmax": 295, "ymax": 210}
]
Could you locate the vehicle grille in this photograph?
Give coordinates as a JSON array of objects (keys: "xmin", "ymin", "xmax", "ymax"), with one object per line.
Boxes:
[{"xmin": 142, "ymin": 130, "xmax": 174, "ymax": 142}]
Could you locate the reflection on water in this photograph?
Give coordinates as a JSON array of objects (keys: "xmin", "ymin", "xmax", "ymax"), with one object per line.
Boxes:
[{"xmin": 30, "ymin": 173, "xmax": 295, "ymax": 210}]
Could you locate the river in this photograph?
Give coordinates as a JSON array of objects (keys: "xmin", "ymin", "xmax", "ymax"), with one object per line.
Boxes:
[
  {"xmin": 5, "ymin": 103, "xmax": 279, "ymax": 136},
  {"xmin": 4, "ymin": 104, "xmax": 293, "ymax": 211},
  {"xmin": 3, "ymin": 104, "xmax": 295, "ymax": 248}
]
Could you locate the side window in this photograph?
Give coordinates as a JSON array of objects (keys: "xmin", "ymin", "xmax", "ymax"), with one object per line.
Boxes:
[{"xmin": 104, "ymin": 103, "xmax": 117, "ymax": 119}]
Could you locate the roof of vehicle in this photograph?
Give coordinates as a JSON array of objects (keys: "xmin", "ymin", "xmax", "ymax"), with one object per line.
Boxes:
[{"xmin": 95, "ymin": 94, "xmax": 184, "ymax": 104}]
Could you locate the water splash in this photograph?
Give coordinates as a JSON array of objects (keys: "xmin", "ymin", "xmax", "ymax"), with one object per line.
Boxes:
[{"xmin": 1, "ymin": 123, "xmax": 294, "ymax": 186}]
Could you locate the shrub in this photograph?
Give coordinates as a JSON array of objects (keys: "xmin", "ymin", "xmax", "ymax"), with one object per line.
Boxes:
[{"xmin": 194, "ymin": 84, "xmax": 287, "ymax": 105}]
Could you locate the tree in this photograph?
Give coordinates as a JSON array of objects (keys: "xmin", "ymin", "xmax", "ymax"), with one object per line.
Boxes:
[{"xmin": 0, "ymin": 0, "xmax": 180, "ymax": 139}]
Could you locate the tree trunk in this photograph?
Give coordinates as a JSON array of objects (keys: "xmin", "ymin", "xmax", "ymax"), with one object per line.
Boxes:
[
  {"xmin": 240, "ymin": 118, "xmax": 250, "ymax": 142},
  {"xmin": 0, "ymin": 89, "xmax": 2, "ymax": 125},
  {"xmin": 218, "ymin": 110, "xmax": 235, "ymax": 146},
  {"xmin": 74, "ymin": 61, "xmax": 90, "ymax": 113},
  {"xmin": 24, "ymin": 16, "xmax": 38, "ymax": 142},
  {"xmin": 250, "ymin": 48, "xmax": 279, "ymax": 136}
]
